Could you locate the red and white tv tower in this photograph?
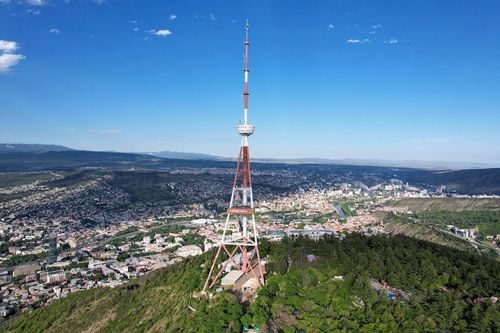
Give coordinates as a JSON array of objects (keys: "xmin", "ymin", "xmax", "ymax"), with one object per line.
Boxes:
[{"xmin": 203, "ymin": 21, "xmax": 265, "ymax": 292}]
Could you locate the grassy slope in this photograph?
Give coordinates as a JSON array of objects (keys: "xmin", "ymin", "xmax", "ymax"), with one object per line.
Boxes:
[
  {"xmin": 2, "ymin": 253, "xmax": 242, "ymax": 333},
  {"xmin": 0, "ymin": 172, "xmax": 58, "ymax": 188},
  {"xmin": 383, "ymin": 213, "xmax": 472, "ymax": 251},
  {"xmin": 382, "ymin": 198, "xmax": 500, "ymax": 251},
  {"xmin": 387, "ymin": 198, "xmax": 500, "ymax": 212}
]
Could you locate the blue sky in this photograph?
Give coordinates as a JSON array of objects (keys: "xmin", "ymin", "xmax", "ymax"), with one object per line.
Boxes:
[{"xmin": 1, "ymin": 0, "xmax": 499, "ymax": 164}]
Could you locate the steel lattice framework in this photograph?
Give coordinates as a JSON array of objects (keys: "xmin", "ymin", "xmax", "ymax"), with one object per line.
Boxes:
[{"xmin": 203, "ymin": 21, "xmax": 265, "ymax": 292}]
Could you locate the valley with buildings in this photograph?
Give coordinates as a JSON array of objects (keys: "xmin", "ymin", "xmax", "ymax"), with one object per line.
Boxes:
[{"xmin": 0, "ymin": 159, "xmax": 499, "ymax": 330}]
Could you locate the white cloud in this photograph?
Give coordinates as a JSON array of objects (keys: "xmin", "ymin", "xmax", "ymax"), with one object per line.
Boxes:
[
  {"xmin": 94, "ymin": 0, "xmax": 106, "ymax": 5},
  {"xmin": 99, "ymin": 129, "xmax": 119, "ymax": 135},
  {"xmin": 372, "ymin": 23, "xmax": 382, "ymax": 29},
  {"xmin": 0, "ymin": 40, "xmax": 25, "ymax": 73},
  {"xmin": 0, "ymin": 40, "xmax": 17, "ymax": 53},
  {"xmin": 384, "ymin": 38, "xmax": 398, "ymax": 44},
  {"xmin": 0, "ymin": 53, "xmax": 25, "ymax": 73},
  {"xmin": 412, "ymin": 137, "xmax": 454, "ymax": 144},
  {"xmin": 170, "ymin": 14, "xmax": 177, "ymax": 20},
  {"xmin": 27, "ymin": 8, "xmax": 41, "ymax": 15},
  {"xmin": 346, "ymin": 38, "xmax": 369, "ymax": 44},
  {"xmin": 368, "ymin": 30, "xmax": 376, "ymax": 34},
  {"xmin": 1, "ymin": 0, "xmax": 49, "ymax": 6},
  {"xmin": 49, "ymin": 28, "xmax": 60, "ymax": 34},
  {"xmin": 150, "ymin": 29, "xmax": 173, "ymax": 37},
  {"xmin": 25, "ymin": 0, "xmax": 46, "ymax": 5},
  {"xmin": 88, "ymin": 129, "xmax": 120, "ymax": 135},
  {"xmin": 209, "ymin": 13, "xmax": 216, "ymax": 21},
  {"xmin": 129, "ymin": 20, "xmax": 138, "ymax": 31},
  {"xmin": 327, "ymin": 24, "xmax": 334, "ymax": 30}
]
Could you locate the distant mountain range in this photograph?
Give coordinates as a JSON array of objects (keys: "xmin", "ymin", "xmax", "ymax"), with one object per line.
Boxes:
[
  {"xmin": 1, "ymin": 143, "xmax": 498, "ymax": 170},
  {"xmin": 249, "ymin": 158, "xmax": 499, "ymax": 170},
  {"xmin": 0, "ymin": 143, "xmax": 73, "ymax": 153},
  {"xmin": 0, "ymin": 149, "xmax": 499, "ymax": 195},
  {"xmin": 146, "ymin": 151, "xmax": 224, "ymax": 160}
]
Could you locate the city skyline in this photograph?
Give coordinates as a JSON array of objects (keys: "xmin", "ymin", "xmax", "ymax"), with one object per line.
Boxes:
[{"xmin": 1, "ymin": 0, "xmax": 500, "ymax": 164}]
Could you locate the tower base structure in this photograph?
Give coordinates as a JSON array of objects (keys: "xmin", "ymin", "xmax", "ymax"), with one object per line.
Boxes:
[{"xmin": 202, "ymin": 144, "xmax": 265, "ymax": 296}]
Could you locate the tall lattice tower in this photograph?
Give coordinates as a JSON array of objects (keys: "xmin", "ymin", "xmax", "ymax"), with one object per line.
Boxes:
[{"xmin": 203, "ymin": 21, "xmax": 264, "ymax": 292}]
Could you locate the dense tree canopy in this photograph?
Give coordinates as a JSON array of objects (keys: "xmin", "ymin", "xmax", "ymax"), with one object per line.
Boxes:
[
  {"xmin": 249, "ymin": 234, "xmax": 499, "ymax": 332},
  {"xmin": 3, "ymin": 234, "xmax": 499, "ymax": 332}
]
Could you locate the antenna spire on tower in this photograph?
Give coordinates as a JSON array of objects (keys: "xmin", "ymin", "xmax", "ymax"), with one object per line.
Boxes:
[{"xmin": 243, "ymin": 19, "xmax": 250, "ymax": 125}]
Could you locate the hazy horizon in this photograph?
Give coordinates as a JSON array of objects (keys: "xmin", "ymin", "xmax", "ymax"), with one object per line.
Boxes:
[{"xmin": 2, "ymin": 141, "xmax": 500, "ymax": 168}]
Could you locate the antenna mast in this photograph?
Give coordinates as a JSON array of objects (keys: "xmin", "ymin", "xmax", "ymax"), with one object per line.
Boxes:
[{"xmin": 243, "ymin": 19, "xmax": 249, "ymax": 125}]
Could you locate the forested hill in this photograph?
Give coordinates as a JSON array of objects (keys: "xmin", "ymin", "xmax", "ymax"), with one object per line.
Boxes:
[
  {"xmin": 3, "ymin": 234, "xmax": 499, "ymax": 333},
  {"xmin": 400, "ymin": 168, "xmax": 500, "ymax": 195}
]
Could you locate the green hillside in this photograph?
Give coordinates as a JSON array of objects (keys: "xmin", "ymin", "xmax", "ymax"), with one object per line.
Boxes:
[
  {"xmin": 401, "ymin": 168, "xmax": 500, "ymax": 195},
  {"xmin": 383, "ymin": 213, "xmax": 474, "ymax": 252},
  {"xmin": 2, "ymin": 234, "xmax": 499, "ymax": 332},
  {"xmin": 388, "ymin": 198, "xmax": 500, "ymax": 212}
]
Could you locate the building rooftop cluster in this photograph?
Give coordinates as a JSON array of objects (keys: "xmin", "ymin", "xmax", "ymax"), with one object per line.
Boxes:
[{"xmin": 0, "ymin": 219, "xmax": 207, "ymax": 319}]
